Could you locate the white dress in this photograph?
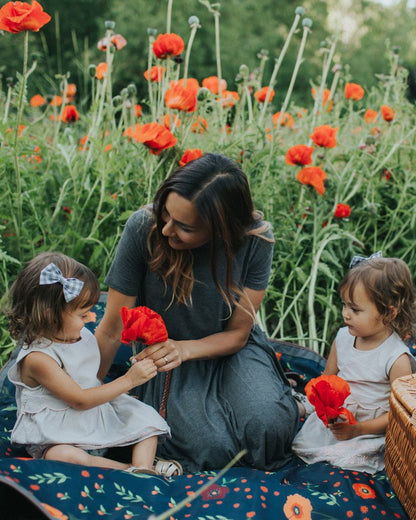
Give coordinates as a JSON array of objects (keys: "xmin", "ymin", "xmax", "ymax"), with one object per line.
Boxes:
[
  {"xmin": 8, "ymin": 327, "xmax": 170, "ymax": 458},
  {"xmin": 292, "ymin": 327, "xmax": 411, "ymax": 473}
]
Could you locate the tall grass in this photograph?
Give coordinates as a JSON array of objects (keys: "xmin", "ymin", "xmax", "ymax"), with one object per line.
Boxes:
[{"xmin": 1, "ymin": 3, "xmax": 415, "ymax": 364}]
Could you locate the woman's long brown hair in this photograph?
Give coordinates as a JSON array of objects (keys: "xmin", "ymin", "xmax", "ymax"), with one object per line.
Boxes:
[{"xmin": 148, "ymin": 153, "xmax": 273, "ymax": 314}]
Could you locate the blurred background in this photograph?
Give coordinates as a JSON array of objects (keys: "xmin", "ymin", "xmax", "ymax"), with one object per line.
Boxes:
[{"xmin": 1, "ymin": 0, "xmax": 416, "ymax": 106}]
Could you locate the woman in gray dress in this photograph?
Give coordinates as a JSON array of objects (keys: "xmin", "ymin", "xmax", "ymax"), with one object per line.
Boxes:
[{"xmin": 95, "ymin": 153, "xmax": 299, "ymax": 472}]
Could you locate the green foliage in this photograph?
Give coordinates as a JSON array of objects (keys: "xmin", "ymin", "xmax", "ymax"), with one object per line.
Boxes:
[{"xmin": 1, "ymin": 1, "xmax": 416, "ymax": 366}]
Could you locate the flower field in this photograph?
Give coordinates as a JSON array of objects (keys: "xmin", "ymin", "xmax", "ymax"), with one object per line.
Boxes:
[{"xmin": 1, "ymin": 1, "xmax": 416, "ymax": 363}]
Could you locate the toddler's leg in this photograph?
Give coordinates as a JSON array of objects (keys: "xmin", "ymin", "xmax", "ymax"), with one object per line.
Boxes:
[
  {"xmin": 131, "ymin": 436, "xmax": 157, "ymax": 471},
  {"xmin": 45, "ymin": 444, "xmax": 129, "ymax": 470}
]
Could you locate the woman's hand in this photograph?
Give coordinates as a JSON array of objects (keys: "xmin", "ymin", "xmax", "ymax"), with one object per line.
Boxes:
[{"xmin": 135, "ymin": 339, "xmax": 184, "ymax": 372}]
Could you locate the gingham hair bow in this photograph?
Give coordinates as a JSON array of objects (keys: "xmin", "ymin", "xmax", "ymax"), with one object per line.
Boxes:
[
  {"xmin": 39, "ymin": 262, "xmax": 84, "ymax": 302},
  {"xmin": 349, "ymin": 250, "xmax": 382, "ymax": 269}
]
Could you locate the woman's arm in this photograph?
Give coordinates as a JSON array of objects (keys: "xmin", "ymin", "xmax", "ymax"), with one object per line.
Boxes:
[
  {"xmin": 136, "ymin": 287, "xmax": 266, "ymax": 370},
  {"xmin": 21, "ymin": 351, "xmax": 156, "ymax": 411},
  {"xmin": 95, "ymin": 288, "xmax": 136, "ymax": 380}
]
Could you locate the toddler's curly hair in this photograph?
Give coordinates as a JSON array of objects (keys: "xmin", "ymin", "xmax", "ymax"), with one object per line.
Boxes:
[{"xmin": 339, "ymin": 257, "xmax": 416, "ymax": 340}]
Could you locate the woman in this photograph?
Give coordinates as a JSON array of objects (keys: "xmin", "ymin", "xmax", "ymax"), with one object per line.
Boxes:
[{"xmin": 95, "ymin": 153, "xmax": 299, "ymax": 472}]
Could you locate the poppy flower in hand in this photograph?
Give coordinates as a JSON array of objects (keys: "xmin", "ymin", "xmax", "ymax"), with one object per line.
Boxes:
[
  {"xmin": 120, "ymin": 306, "xmax": 168, "ymax": 347},
  {"xmin": 0, "ymin": 1, "xmax": 51, "ymax": 33},
  {"xmin": 305, "ymin": 374, "xmax": 356, "ymax": 427}
]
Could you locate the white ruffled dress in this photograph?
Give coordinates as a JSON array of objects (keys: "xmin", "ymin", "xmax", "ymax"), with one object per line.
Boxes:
[{"xmin": 8, "ymin": 327, "xmax": 170, "ymax": 458}]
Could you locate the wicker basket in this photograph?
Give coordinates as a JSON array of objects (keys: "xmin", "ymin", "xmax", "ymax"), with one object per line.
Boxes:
[{"xmin": 385, "ymin": 373, "xmax": 416, "ymax": 520}]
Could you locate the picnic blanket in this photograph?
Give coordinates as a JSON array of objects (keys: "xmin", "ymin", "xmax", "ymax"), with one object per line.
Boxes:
[{"xmin": 0, "ymin": 295, "xmax": 412, "ymax": 519}]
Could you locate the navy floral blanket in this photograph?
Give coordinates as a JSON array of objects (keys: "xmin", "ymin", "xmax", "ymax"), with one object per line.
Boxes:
[{"xmin": 0, "ymin": 296, "xmax": 410, "ymax": 519}]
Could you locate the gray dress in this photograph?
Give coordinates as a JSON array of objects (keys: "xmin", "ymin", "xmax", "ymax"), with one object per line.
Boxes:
[
  {"xmin": 8, "ymin": 327, "xmax": 170, "ymax": 458},
  {"xmin": 105, "ymin": 207, "xmax": 298, "ymax": 472}
]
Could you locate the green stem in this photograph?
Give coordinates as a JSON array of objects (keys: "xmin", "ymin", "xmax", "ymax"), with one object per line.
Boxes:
[
  {"xmin": 259, "ymin": 11, "xmax": 302, "ymax": 127},
  {"xmin": 213, "ymin": 7, "xmax": 224, "ymax": 134},
  {"xmin": 147, "ymin": 38, "xmax": 156, "ymax": 119},
  {"xmin": 12, "ymin": 30, "xmax": 29, "ymax": 257},
  {"xmin": 183, "ymin": 21, "xmax": 199, "ymax": 85},
  {"xmin": 274, "ymin": 24, "xmax": 311, "ymax": 135},
  {"xmin": 166, "ymin": 0, "xmax": 173, "ymax": 33},
  {"xmin": 310, "ymin": 37, "xmax": 337, "ymax": 132}
]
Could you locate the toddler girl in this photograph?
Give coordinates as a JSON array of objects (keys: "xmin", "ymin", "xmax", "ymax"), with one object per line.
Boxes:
[
  {"xmin": 7, "ymin": 252, "xmax": 182, "ymax": 476},
  {"xmin": 292, "ymin": 256, "xmax": 416, "ymax": 473}
]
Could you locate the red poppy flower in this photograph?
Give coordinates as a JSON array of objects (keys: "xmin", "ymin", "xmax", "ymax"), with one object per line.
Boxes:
[
  {"xmin": 179, "ymin": 149, "xmax": 203, "ymax": 167},
  {"xmin": 334, "ymin": 203, "xmax": 351, "ymax": 219},
  {"xmin": 219, "ymin": 90, "xmax": 239, "ymax": 108},
  {"xmin": 171, "ymin": 78, "xmax": 200, "ymax": 93},
  {"xmin": 50, "ymin": 95, "xmax": 63, "ymax": 107},
  {"xmin": 95, "ymin": 62, "xmax": 107, "ymax": 80},
  {"xmin": 202, "ymin": 75, "xmax": 227, "ymax": 94},
  {"xmin": 297, "ymin": 166, "xmax": 327, "ymax": 196},
  {"xmin": 30, "ymin": 94, "xmax": 46, "ymax": 107},
  {"xmin": 311, "ymin": 87, "xmax": 333, "ymax": 112},
  {"xmin": 120, "ymin": 306, "xmax": 168, "ymax": 346},
  {"xmin": 272, "ymin": 111, "xmax": 295, "ymax": 129},
  {"xmin": 153, "ymin": 33, "xmax": 184, "ymax": 59},
  {"xmin": 352, "ymin": 483, "xmax": 376, "ymax": 500},
  {"xmin": 305, "ymin": 374, "xmax": 356, "ymax": 426},
  {"xmin": 191, "ymin": 116, "xmax": 208, "ymax": 133},
  {"xmin": 285, "ymin": 145, "xmax": 314, "ymax": 166},
  {"xmin": 163, "ymin": 113, "xmax": 181, "ymax": 131},
  {"xmin": 165, "ymin": 83, "xmax": 197, "ymax": 112},
  {"xmin": 345, "ymin": 82, "xmax": 365, "ymax": 100},
  {"xmin": 61, "ymin": 105, "xmax": 79, "ymax": 123},
  {"xmin": 65, "ymin": 83, "xmax": 76, "ymax": 100},
  {"xmin": 283, "ymin": 493, "xmax": 313, "ymax": 520},
  {"xmin": 0, "ymin": 0, "xmax": 51, "ymax": 33},
  {"xmin": 310, "ymin": 125, "xmax": 338, "ymax": 148},
  {"xmin": 254, "ymin": 86, "xmax": 275, "ymax": 103},
  {"xmin": 97, "ymin": 34, "xmax": 127, "ymax": 51},
  {"xmin": 144, "ymin": 65, "xmax": 166, "ymax": 82},
  {"xmin": 131, "ymin": 122, "xmax": 177, "ymax": 155},
  {"xmin": 364, "ymin": 109, "xmax": 378, "ymax": 123},
  {"xmin": 380, "ymin": 104, "xmax": 395, "ymax": 122},
  {"xmin": 134, "ymin": 104, "xmax": 142, "ymax": 118}
]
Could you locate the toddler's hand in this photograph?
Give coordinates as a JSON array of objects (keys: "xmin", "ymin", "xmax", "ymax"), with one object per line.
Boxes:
[
  {"xmin": 328, "ymin": 414, "xmax": 358, "ymax": 440},
  {"xmin": 126, "ymin": 357, "xmax": 157, "ymax": 386}
]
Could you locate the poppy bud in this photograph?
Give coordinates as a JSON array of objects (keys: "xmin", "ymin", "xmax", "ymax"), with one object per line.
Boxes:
[
  {"xmin": 147, "ymin": 27, "xmax": 158, "ymax": 37},
  {"xmin": 302, "ymin": 18, "xmax": 313, "ymax": 28},
  {"xmin": 127, "ymin": 83, "xmax": 137, "ymax": 96},
  {"xmin": 295, "ymin": 6, "xmax": 305, "ymax": 15},
  {"xmin": 365, "ymin": 135, "xmax": 376, "ymax": 145},
  {"xmin": 188, "ymin": 16, "xmax": 200, "ymax": 27},
  {"xmin": 239, "ymin": 64, "xmax": 249, "ymax": 77},
  {"xmin": 197, "ymin": 87, "xmax": 211, "ymax": 101},
  {"xmin": 120, "ymin": 88, "xmax": 128, "ymax": 98},
  {"xmin": 105, "ymin": 20, "xmax": 115, "ymax": 30},
  {"xmin": 88, "ymin": 65, "xmax": 96, "ymax": 77},
  {"xmin": 112, "ymin": 95, "xmax": 122, "ymax": 107}
]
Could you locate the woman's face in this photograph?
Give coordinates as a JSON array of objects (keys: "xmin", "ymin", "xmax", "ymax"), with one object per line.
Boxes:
[{"xmin": 161, "ymin": 192, "xmax": 211, "ymax": 250}]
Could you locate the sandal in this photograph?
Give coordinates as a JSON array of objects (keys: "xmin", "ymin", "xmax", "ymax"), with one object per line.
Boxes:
[
  {"xmin": 154, "ymin": 457, "xmax": 183, "ymax": 477},
  {"xmin": 125, "ymin": 466, "xmax": 158, "ymax": 476}
]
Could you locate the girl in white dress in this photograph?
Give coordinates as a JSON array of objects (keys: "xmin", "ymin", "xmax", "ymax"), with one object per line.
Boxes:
[
  {"xmin": 7, "ymin": 252, "xmax": 182, "ymax": 476},
  {"xmin": 293, "ymin": 256, "xmax": 416, "ymax": 473}
]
